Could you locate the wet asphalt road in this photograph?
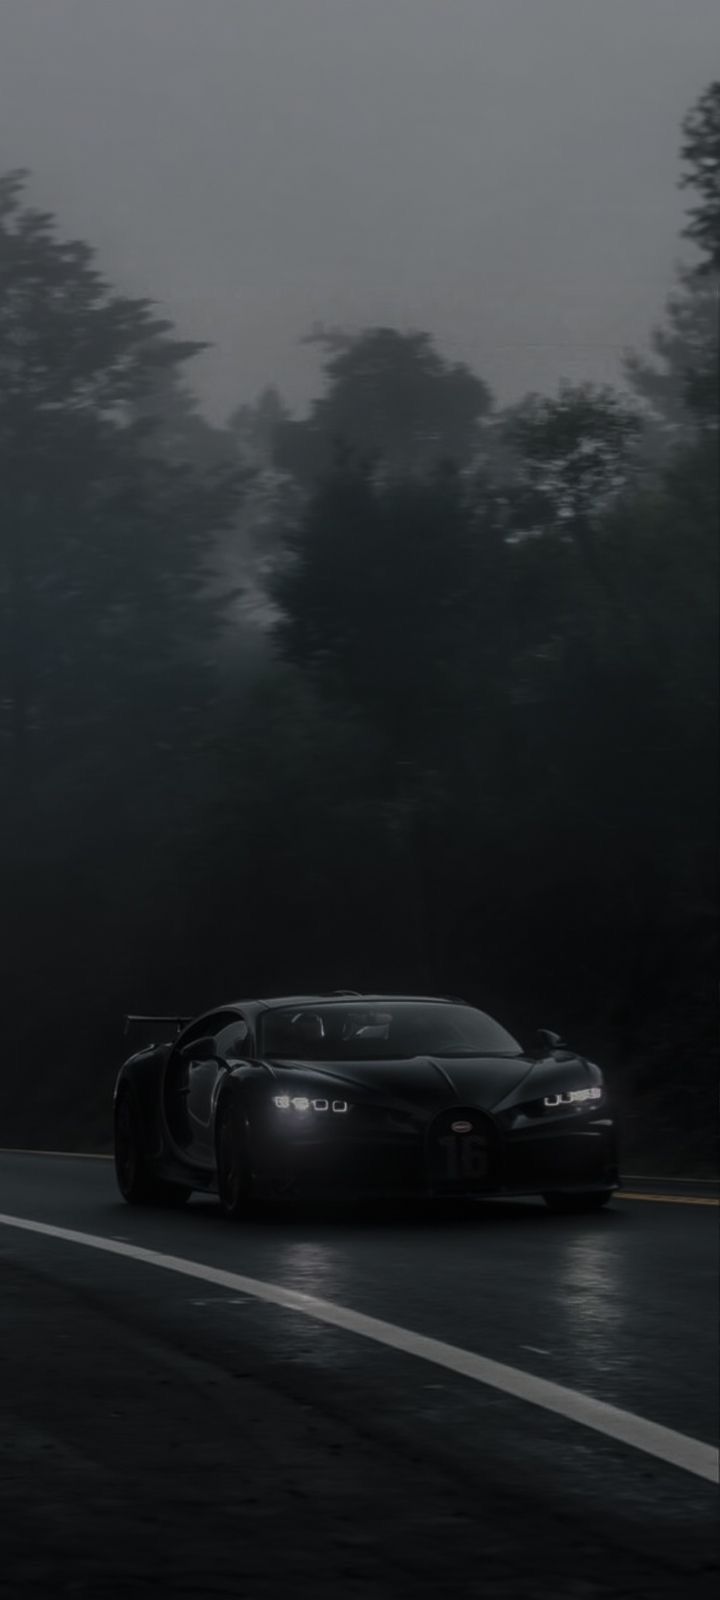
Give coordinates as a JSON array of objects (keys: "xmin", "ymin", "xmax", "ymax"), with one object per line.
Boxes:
[{"xmin": 0, "ymin": 1153, "xmax": 718, "ymax": 1598}]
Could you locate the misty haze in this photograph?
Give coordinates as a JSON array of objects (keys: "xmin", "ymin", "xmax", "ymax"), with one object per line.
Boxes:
[{"xmin": 0, "ymin": 4, "xmax": 718, "ymax": 1598}]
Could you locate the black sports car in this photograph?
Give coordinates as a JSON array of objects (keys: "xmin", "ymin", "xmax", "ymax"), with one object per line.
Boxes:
[{"xmin": 114, "ymin": 993, "xmax": 619, "ymax": 1217}]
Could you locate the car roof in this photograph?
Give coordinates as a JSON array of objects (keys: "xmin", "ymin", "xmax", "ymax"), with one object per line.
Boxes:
[
  {"xmin": 175, "ymin": 995, "xmax": 468, "ymax": 1034},
  {"xmin": 252, "ymin": 993, "xmax": 463, "ymax": 1010}
]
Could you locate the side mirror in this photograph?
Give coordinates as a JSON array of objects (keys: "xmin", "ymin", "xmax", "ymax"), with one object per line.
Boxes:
[{"xmin": 536, "ymin": 1028, "xmax": 564, "ymax": 1053}]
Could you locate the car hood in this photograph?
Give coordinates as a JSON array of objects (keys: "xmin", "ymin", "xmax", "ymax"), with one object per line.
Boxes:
[{"xmin": 260, "ymin": 1053, "xmax": 567, "ymax": 1113}]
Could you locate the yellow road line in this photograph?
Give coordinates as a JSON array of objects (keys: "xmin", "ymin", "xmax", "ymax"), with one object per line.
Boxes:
[
  {"xmin": 624, "ymin": 1174, "xmax": 719, "ymax": 1186},
  {"xmin": 617, "ymin": 1191, "xmax": 719, "ymax": 1207}
]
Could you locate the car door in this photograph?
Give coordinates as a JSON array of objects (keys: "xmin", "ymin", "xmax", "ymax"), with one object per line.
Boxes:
[
  {"xmin": 183, "ymin": 1012, "xmax": 252, "ymax": 1167},
  {"xmin": 164, "ymin": 1014, "xmax": 221, "ymax": 1155}
]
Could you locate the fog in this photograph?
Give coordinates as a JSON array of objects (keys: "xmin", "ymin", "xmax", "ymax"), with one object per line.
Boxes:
[
  {"xmin": 1, "ymin": 3, "xmax": 717, "ymax": 1171},
  {"xmin": 0, "ymin": 0, "xmax": 716, "ymax": 418}
]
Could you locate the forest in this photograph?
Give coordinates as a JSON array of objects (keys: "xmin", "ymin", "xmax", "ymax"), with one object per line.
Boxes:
[{"xmin": 1, "ymin": 83, "xmax": 717, "ymax": 1172}]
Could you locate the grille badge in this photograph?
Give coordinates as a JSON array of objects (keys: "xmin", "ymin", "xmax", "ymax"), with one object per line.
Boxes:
[{"xmin": 451, "ymin": 1119, "xmax": 473, "ymax": 1133}]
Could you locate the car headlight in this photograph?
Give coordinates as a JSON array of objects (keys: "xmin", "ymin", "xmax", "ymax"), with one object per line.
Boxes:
[
  {"xmin": 543, "ymin": 1086, "xmax": 602, "ymax": 1109},
  {"xmin": 273, "ymin": 1095, "xmax": 349, "ymax": 1114}
]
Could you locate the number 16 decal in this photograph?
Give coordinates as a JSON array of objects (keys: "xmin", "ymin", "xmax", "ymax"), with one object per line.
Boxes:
[{"xmin": 437, "ymin": 1134, "xmax": 488, "ymax": 1180}]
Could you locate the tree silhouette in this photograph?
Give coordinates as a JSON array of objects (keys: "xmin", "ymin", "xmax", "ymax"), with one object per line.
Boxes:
[
  {"xmin": 274, "ymin": 327, "xmax": 491, "ymax": 485},
  {"xmin": 680, "ymin": 80, "xmax": 720, "ymax": 271},
  {"xmin": 0, "ymin": 170, "xmax": 240, "ymax": 806}
]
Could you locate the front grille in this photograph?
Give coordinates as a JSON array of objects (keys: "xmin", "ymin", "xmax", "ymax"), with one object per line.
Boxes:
[
  {"xmin": 290, "ymin": 1138, "xmax": 424, "ymax": 1193},
  {"xmin": 426, "ymin": 1107, "xmax": 498, "ymax": 1193}
]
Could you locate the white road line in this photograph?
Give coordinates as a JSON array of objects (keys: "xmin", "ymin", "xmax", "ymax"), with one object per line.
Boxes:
[
  {"xmin": 0, "ymin": 1148, "xmax": 113, "ymax": 1160},
  {"xmin": 1, "ymin": 1212, "xmax": 717, "ymax": 1486}
]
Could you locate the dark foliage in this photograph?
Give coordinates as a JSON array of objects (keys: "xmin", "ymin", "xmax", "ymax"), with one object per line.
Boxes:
[
  {"xmin": 0, "ymin": 172, "xmax": 244, "ymax": 1121},
  {"xmin": 680, "ymin": 80, "xmax": 720, "ymax": 272},
  {"xmin": 274, "ymin": 327, "xmax": 491, "ymax": 485}
]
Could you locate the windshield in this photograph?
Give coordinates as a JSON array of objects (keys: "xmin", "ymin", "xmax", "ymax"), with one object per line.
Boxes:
[{"xmin": 259, "ymin": 1001, "xmax": 521, "ymax": 1061}]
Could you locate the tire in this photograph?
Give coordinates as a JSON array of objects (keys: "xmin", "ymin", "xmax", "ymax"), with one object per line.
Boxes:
[
  {"xmin": 543, "ymin": 1189, "xmax": 614, "ymax": 1214},
  {"xmin": 215, "ymin": 1097, "xmax": 255, "ymax": 1219},
  {"xmin": 114, "ymin": 1090, "xmax": 191, "ymax": 1208}
]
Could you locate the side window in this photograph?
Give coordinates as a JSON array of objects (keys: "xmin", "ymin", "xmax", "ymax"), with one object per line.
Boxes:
[
  {"xmin": 174, "ymin": 1016, "xmax": 217, "ymax": 1054},
  {"xmin": 175, "ymin": 1012, "xmax": 238, "ymax": 1057},
  {"xmin": 215, "ymin": 1018, "xmax": 251, "ymax": 1060}
]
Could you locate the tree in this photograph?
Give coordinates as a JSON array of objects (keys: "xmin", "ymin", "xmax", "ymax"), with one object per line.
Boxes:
[
  {"xmin": 128, "ymin": 364, "xmax": 239, "ymax": 472},
  {"xmin": 0, "ymin": 170, "xmax": 245, "ymax": 1110},
  {"xmin": 625, "ymin": 82, "xmax": 719, "ymax": 441},
  {"xmin": 270, "ymin": 461, "xmax": 509, "ymax": 760},
  {"xmin": 680, "ymin": 80, "xmax": 720, "ymax": 272},
  {"xmin": 228, "ymin": 386, "xmax": 291, "ymax": 469},
  {"xmin": 274, "ymin": 327, "xmax": 491, "ymax": 485},
  {"xmin": 217, "ymin": 387, "xmax": 303, "ymax": 628},
  {"xmin": 625, "ymin": 267, "xmax": 718, "ymax": 441},
  {"xmin": 490, "ymin": 383, "xmax": 643, "ymax": 541},
  {"xmin": 0, "ymin": 169, "xmax": 241, "ymax": 807}
]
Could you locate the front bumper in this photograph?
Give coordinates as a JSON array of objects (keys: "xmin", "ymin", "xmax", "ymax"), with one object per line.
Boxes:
[{"xmin": 251, "ymin": 1109, "xmax": 619, "ymax": 1199}]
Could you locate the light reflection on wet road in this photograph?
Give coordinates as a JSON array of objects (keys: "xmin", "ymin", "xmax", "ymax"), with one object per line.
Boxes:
[{"xmin": 1, "ymin": 1151, "xmax": 716, "ymax": 1447}]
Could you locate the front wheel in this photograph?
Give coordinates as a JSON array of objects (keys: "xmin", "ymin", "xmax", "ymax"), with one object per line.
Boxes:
[
  {"xmin": 215, "ymin": 1098, "xmax": 255, "ymax": 1219},
  {"xmin": 114, "ymin": 1091, "xmax": 191, "ymax": 1208},
  {"xmin": 543, "ymin": 1189, "xmax": 614, "ymax": 1214}
]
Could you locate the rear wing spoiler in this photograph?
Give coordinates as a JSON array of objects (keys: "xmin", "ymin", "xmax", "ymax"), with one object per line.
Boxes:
[{"xmin": 123, "ymin": 1014, "xmax": 191, "ymax": 1038}]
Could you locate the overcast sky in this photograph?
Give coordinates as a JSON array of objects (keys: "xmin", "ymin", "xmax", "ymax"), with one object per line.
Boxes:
[{"xmin": 0, "ymin": 0, "xmax": 716, "ymax": 421}]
